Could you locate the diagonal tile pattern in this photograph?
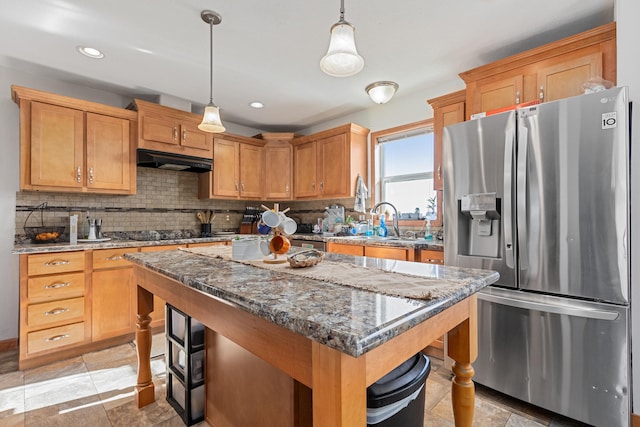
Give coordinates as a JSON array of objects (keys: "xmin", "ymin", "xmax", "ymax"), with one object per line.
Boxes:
[{"xmin": 0, "ymin": 335, "xmax": 590, "ymax": 426}]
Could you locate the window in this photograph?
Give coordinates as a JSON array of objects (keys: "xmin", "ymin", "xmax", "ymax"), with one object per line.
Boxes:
[{"xmin": 370, "ymin": 119, "xmax": 442, "ymax": 226}]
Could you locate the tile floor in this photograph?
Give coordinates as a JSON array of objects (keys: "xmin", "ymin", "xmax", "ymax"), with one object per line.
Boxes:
[{"xmin": 0, "ymin": 335, "xmax": 590, "ymax": 426}]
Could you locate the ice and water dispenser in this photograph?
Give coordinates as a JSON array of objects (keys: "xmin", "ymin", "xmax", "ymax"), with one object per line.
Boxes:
[{"xmin": 456, "ymin": 193, "xmax": 501, "ymax": 258}]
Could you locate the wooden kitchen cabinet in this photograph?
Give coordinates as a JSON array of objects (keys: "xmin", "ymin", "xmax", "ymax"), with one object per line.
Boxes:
[
  {"xmin": 258, "ymin": 132, "xmax": 297, "ymax": 200},
  {"xmin": 428, "ymin": 90, "xmax": 466, "ymax": 191},
  {"xmin": 91, "ymin": 248, "xmax": 139, "ymax": 341},
  {"xmin": 132, "ymin": 99, "xmax": 213, "ymax": 158},
  {"xmin": 292, "ymin": 123, "xmax": 369, "ymax": 199},
  {"xmin": 199, "ymin": 135, "xmax": 265, "ymax": 200},
  {"xmin": 365, "ymin": 245, "xmax": 415, "ymax": 262},
  {"xmin": 420, "ymin": 248, "xmax": 444, "ymax": 265},
  {"xmin": 12, "ymin": 86, "xmax": 137, "ymax": 194},
  {"xmin": 326, "ymin": 242, "xmax": 364, "ymax": 256},
  {"xmin": 461, "ymin": 22, "xmax": 616, "ymax": 118},
  {"xmin": 19, "ymin": 251, "xmax": 91, "ymax": 369}
]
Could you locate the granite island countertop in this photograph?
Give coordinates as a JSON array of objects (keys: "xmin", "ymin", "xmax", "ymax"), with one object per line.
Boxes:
[
  {"xmin": 124, "ymin": 248, "xmax": 497, "ymax": 357},
  {"xmin": 292, "ymin": 233, "xmax": 445, "ymax": 250}
]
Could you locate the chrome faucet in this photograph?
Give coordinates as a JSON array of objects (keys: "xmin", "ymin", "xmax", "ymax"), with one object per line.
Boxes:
[{"xmin": 371, "ymin": 202, "xmax": 400, "ymax": 237}]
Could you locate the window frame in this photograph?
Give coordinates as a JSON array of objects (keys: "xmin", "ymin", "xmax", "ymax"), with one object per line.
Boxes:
[{"xmin": 370, "ymin": 119, "xmax": 442, "ymax": 227}]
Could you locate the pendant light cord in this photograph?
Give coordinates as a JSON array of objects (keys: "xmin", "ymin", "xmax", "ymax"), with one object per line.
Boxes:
[
  {"xmin": 208, "ymin": 19, "xmax": 214, "ymax": 104},
  {"xmin": 339, "ymin": 0, "xmax": 345, "ymax": 22}
]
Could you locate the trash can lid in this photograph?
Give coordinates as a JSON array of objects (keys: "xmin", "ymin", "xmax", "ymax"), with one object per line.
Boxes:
[{"xmin": 367, "ymin": 353, "xmax": 430, "ymax": 398}]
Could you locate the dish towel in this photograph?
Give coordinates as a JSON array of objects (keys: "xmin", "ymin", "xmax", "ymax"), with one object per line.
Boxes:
[{"xmin": 354, "ymin": 174, "xmax": 368, "ymax": 213}]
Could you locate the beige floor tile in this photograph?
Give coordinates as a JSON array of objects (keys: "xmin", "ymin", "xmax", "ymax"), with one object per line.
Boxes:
[
  {"xmin": 431, "ymin": 391, "xmax": 512, "ymax": 427},
  {"xmin": 506, "ymin": 413, "xmax": 547, "ymax": 427},
  {"xmin": 0, "ymin": 371, "xmax": 25, "ymax": 422}
]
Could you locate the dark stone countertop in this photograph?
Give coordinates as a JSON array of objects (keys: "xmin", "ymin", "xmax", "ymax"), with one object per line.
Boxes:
[{"xmin": 124, "ymin": 248, "xmax": 497, "ymax": 357}]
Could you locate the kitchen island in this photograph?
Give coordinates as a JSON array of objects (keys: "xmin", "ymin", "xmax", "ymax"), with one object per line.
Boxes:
[{"xmin": 125, "ymin": 248, "xmax": 499, "ymax": 426}]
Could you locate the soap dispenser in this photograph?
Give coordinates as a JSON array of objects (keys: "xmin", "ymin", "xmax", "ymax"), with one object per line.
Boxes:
[
  {"xmin": 378, "ymin": 214, "xmax": 388, "ymax": 237},
  {"xmin": 424, "ymin": 220, "xmax": 433, "ymax": 240}
]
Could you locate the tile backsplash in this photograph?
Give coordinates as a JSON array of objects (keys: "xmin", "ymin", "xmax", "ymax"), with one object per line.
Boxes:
[{"xmin": 15, "ymin": 168, "xmax": 366, "ymax": 238}]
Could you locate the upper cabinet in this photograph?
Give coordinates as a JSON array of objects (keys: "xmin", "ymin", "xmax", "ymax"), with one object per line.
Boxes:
[
  {"xmin": 257, "ymin": 132, "xmax": 298, "ymax": 201},
  {"xmin": 131, "ymin": 99, "xmax": 213, "ymax": 158},
  {"xmin": 12, "ymin": 86, "xmax": 137, "ymax": 194},
  {"xmin": 292, "ymin": 123, "xmax": 369, "ymax": 200},
  {"xmin": 428, "ymin": 90, "xmax": 466, "ymax": 191},
  {"xmin": 460, "ymin": 22, "xmax": 616, "ymax": 118},
  {"xmin": 198, "ymin": 134, "xmax": 265, "ymax": 200}
]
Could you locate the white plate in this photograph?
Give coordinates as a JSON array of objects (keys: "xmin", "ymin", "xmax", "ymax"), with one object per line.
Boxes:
[
  {"xmin": 213, "ymin": 231, "xmax": 236, "ymax": 236},
  {"xmin": 78, "ymin": 238, "xmax": 111, "ymax": 243}
]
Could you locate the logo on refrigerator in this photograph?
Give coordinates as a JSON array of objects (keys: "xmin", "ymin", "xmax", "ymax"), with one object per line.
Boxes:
[{"xmin": 602, "ymin": 112, "xmax": 617, "ymax": 129}]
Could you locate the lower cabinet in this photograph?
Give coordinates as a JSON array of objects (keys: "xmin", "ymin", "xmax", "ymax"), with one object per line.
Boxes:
[
  {"xmin": 326, "ymin": 242, "xmax": 364, "ymax": 256},
  {"xmin": 365, "ymin": 245, "xmax": 415, "ymax": 261},
  {"xmin": 91, "ymin": 248, "xmax": 138, "ymax": 341},
  {"xmin": 420, "ymin": 249, "xmax": 444, "ymax": 265}
]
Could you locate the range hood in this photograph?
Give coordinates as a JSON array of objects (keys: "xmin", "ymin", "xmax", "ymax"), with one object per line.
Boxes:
[{"xmin": 137, "ymin": 149, "xmax": 212, "ymax": 173}]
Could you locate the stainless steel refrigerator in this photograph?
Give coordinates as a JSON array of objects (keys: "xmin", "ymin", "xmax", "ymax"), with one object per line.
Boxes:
[{"xmin": 443, "ymin": 86, "xmax": 631, "ymax": 427}]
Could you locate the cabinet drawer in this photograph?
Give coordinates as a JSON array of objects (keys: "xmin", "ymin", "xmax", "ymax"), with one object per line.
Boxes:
[
  {"xmin": 28, "ymin": 272, "xmax": 85, "ymax": 302},
  {"xmin": 27, "ymin": 322, "xmax": 85, "ymax": 354},
  {"xmin": 28, "ymin": 251, "xmax": 85, "ymax": 276},
  {"xmin": 365, "ymin": 246, "xmax": 408, "ymax": 261},
  {"xmin": 420, "ymin": 249, "xmax": 444, "ymax": 264},
  {"xmin": 27, "ymin": 297, "xmax": 85, "ymax": 329},
  {"xmin": 327, "ymin": 242, "xmax": 364, "ymax": 256},
  {"xmin": 93, "ymin": 247, "xmax": 138, "ymax": 270}
]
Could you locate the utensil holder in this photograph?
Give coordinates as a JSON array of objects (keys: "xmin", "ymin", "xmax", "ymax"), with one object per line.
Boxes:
[{"xmin": 200, "ymin": 223, "xmax": 212, "ymax": 237}]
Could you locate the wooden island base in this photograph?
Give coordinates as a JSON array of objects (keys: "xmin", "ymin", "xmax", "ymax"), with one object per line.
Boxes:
[{"xmin": 133, "ymin": 265, "xmax": 478, "ymax": 426}]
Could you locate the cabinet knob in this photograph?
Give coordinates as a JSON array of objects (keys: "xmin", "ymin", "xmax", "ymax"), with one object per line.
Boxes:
[
  {"xmin": 312, "ymin": 182, "xmax": 315, "ymax": 191},
  {"xmin": 437, "ymin": 165, "xmax": 441, "ymax": 180},
  {"xmin": 173, "ymin": 127, "xmax": 178, "ymax": 140},
  {"xmin": 105, "ymin": 255, "xmax": 124, "ymax": 261},
  {"xmin": 539, "ymin": 86, "xmax": 544, "ymax": 102},
  {"xmin": 320, "ymin": 181, "xmax": 324, "ymax": 191},
  {"xmin": 285, "ymin": 184, "xmax": 289, "ymax": 193},
  {"xmin": 44, "ymin": 259, "xmax": 71, "ymax": 267},
  {"xmin": 76, "ymin": 166, "xmax": 82, "ymax": 183},
  {"xmin": 89, "ymin": 166, "xmax": 94, "ymax": 184},
  {"xmin": 515, "ymin": 91, "xmax": 521, "ymax": 104},
  {"xmin": 182, "ymin": 129, "xmax": 187, "ymax": 142},
  {"xmin": 241, "ymin": 183, "xmax": 245, "ymax": 192},
  {"xmin": 235, "ymin": 182, "xmax": 239, "ymax": 192}
]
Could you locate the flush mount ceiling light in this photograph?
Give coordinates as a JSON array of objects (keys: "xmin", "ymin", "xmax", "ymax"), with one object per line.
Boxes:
[
  {"xmin": 77, "ymin": 46, "xmax": 104, "ymax": 59},
  {"xmin": 249, "ymin": 101, "xmax": 264, "ymax": 109},
  {"xmin": 320, "ymin": 0, "xmax": 364, "ymax": 77},
  {"xmin": 198, "ymin": 10, "xmax": 225, "ymax": 133},
  {"xmin": 366, "ymin": 81, "xmax": 399, "ymax": 104}
]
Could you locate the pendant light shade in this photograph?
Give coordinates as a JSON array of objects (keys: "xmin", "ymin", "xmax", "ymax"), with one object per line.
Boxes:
[
  {"xmin": 320, "ymin": 0, "xmax": 364, "ymax": 77},
  {"xmin": 366, "ymin": 81, "xmax": 399, "ymax": 104},
  {"xmin": 198, "ymin": 10, "xmax": 225, "ymax": 133}
]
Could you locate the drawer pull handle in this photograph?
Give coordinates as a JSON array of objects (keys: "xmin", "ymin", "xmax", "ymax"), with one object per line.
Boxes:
[
  {"xmin": 45, "ymin": 334, "xmax": 70, "ymax": 342},
  {"xmin": 45, "ymin": 282, "xmax": 71, "ymax": 289},
  {"xmin": 44, "ymin": 260, "xmax": 71, "ymax": 266},
  {"xmin": 106, "ymin": 255, "xmax": 124, "ymax": 261},
  {"xmin": 45, "ymin": 308, "xmax": 70, "ymax": 316}
]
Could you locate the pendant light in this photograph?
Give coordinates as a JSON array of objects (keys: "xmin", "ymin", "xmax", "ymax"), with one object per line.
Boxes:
[
  {"xmin": 366, "ymin": 81, "xmax": 399, "ymax": 104},
  {"xmin": 320, "ymin": 0, "xmax": 364, "ymax": 77},
  {"xmin": 198, "ymin": 10, "xmax": 225, "ymax": 133}
]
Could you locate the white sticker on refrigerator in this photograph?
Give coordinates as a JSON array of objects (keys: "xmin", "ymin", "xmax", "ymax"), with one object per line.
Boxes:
[{"xmin": 602, "ymin": 112, "xmax": 617, "ymax": 129}]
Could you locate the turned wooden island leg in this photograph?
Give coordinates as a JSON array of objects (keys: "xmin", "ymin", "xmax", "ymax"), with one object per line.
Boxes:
[
  {"xmin": 136, "ymin": 285, "xmax": 155, "ymax": 408},
  {"xmin": 311, "ymin": 341, "xmax": 367, "ymax": 427},
  {"xmin": 447, "ymin": 294, "xmax": 478, "ymax": 427}
]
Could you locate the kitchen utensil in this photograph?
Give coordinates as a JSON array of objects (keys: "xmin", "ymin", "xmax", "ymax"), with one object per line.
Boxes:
[
  {"xmin": 197, "ymin": 211, "xmax": 205, "ymax": 224},
  {"xmin": 209, "ymin": 212, "xmax": 216, "ymax": 223}
]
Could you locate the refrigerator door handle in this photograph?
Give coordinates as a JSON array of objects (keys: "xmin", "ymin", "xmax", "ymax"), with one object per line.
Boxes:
[
  {"xmin": 478, "ymin": 292, "xmax": 620, "ymax": 321},
  {"xmin": 516, "ymin": 126, "xmax": 529, "ymax": 270},
  {"xmin": 503, "ymin": 127, "xmax": 515, "ymax": 268}
]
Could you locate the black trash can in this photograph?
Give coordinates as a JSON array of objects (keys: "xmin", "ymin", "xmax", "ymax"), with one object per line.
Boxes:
[{"xmin": 366, "ymin": 353, "xmax": 430, "ymax": 427}]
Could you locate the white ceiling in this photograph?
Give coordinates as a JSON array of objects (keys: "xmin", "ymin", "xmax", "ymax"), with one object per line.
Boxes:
[{"xmin": 0, "ymin": 0, "xmax": 614, "ymax": 132}]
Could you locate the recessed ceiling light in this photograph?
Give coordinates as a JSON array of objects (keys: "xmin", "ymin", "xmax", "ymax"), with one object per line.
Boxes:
[
  {"xmin": 249, "ymin": 102, "xmax": 264, "ymax": 109},
  {"xmin": 77, "ymin": 46, "xmax": 104, "ymax": 59}
]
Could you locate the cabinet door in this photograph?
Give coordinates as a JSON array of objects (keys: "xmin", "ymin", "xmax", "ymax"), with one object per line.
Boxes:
[
  {"xmin": 141, "ymin": 114, "xmax": 179, "ymax": 146},
  {"xmin": 30, "ymin": 102, "xmax": 84, "ymax": 189},
  {"xmin": 317, "ymin": 134, "xmax": 349, "ymax": 197},
  {"xmin": 86, "ymin": 113, "xmax": 132, "ymax": 192},
  {"xmin": 433, "ymin": 101, "xmax": 465, "ymax": 191},
  {"xmin": 213, "ymin": 138, "xmax": 240, "ymax": 198},
  {"xmin": 239, "ymin": 143, "xmax": 264, "ymax": 199},
  {"xmin": 420, "ymin": 249, "xmax": 444, "ymax": 265},
  {"xmin": 264, "ymin": 144, "xmax": 292, "ymax": 199},
  {"xmin": 92, "ymin": 267, "xmax": 135, "ymax": 340},
  {"xmin": 293, "ymin": 141, "xmax": 317, "ymax": 198},
  {"xmin": 469, "ymin": 75, "xmax": 524, "ymax": 118},
  {"xmin": 181, "ymin": 121, "xmax": 213, "ymax": 154},
  {"xmin": 537, "ymin": 52, "xmax": 602, "ymax": 103}
]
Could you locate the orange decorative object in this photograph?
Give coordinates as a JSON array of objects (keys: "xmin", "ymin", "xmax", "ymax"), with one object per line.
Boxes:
[{"xmin": 269, "ymin": 235, "xmax": 291, "ymax": 255}]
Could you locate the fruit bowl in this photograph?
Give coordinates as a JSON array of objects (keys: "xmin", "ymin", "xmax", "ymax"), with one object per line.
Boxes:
[{"xmin": 25, "ymin": 226, "xmax": 66, "ymax": 244}]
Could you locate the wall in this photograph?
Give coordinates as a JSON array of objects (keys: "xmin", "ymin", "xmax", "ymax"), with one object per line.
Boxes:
[{"xmin": 615, "ymin": 0, "xmax": 640, "ymax": 416}]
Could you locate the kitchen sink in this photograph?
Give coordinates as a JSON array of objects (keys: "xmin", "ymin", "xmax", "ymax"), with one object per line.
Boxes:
[{"xmin": 333, "ymin": 235, "xmax": 417, "ymax": 242}]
